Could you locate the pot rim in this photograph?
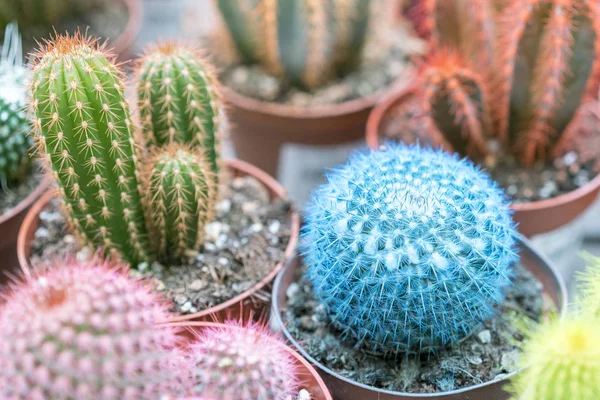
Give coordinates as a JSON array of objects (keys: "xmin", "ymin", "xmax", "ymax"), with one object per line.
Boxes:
[
  {"xmin": 222, "ymin": 68, "xmax": 414, "ymax": 120},
  {"xmin": 167, "ymin": 321, "xmax": 334, "ymax": 400},
  {"xmin": 365, "ymin": 87, "xmax": 600, "ymax": 216},
  {"xmin": 17, "ymin": 159, "xmax": 300, "ymax": 321},
  {"xmin": 0, "ymin": 176, "xmax": 51, "ymax": 225},
  {"xmin": 110, "ymin": 0, "xmax": 143, "ymax": 56},
  {"xmin": 271, "ymin": 235, "xmax": 568, "ymax": 398}
]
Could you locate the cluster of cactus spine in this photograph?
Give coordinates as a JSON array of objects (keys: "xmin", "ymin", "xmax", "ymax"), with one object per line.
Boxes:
[
  {"xmin": 136, "ymin": 43, "xmax": 222, "ymax": 181},
  {"xmin": 142, "ymin": 144, "xmax": 217, "ymax": 260},
  {"xmin": 0, "ymin": 258, "xmax": 191, "ymax": 399},
  {"xmin": 214, "ymin": 0, "xmax": 380, "ymax": 89},
  {"xmin": 0, "ymin": 22, "xmax": 33, "ymax": 185},
  {"xmin": 30, "ymin": 33, "xmax": 153, "ymax": 266},
  {"xmin": 508, "ymin": 255, "xmax": 600, "ymax": 400},
  {"xmin": 303, "ymin": 143, "xmax": 517, "ymax": 354},
  {"xmin": 31, "ymin": 35, "xmax": 223, "ymax": 265},
  {"xmin": 189, "ymin": 321, "xmax": 299, "ymax": 400},
  {"xmin": 396, "ymin": 0, "xmax": 600, "ymax": 167}
]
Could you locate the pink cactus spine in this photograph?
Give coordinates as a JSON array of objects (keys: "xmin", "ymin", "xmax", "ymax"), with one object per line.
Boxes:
[
  {"xmin": 0, "ymin": 258, "xmax": 192, "ymax": 399},
  {"xmin": 190, "ymin": 321, "xmax": 299, "ymax": 400}
]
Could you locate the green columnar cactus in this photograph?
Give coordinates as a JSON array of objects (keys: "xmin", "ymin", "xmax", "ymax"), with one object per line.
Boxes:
[
  {"xmin": 30, "ymin": 33, "xmax": 153, "ymax": 266},
  {"xmin": 0, "ymin": 23, "xmax": 32, "ymax": 184},
  {"xmin": 142, "ymin": 144, "xmax": 217, "ymax": 261},
  {"xmin": 214, "ymin": 0, "xmax": 377, "ymax": 89},
  {"xmin": 577, "ymin": 254, "xmax": 600, "ymax": 316},
  {"xmin": 507, "ymin": 315, "xmax": 600, "ymax": 400},
  {"xmin": 136, "ymin": 43, "xmax": 222, "ymax": 180}
]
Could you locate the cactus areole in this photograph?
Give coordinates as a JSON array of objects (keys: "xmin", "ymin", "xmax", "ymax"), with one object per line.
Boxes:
[
  {"xmin": 30, "ymin": 33, "xmax": 153, "ymax": 266},
  {"xmin": 303, "ymin": 143, "xmax": 518, "ymax": 354}
]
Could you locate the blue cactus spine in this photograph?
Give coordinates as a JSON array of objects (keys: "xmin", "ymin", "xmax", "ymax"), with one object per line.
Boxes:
[{"xmin": 302, "ymin": 143, "xmax": 518, "ymax": 354}]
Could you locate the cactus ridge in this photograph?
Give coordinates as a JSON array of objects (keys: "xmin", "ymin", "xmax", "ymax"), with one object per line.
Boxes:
[
  {"xmin": 507, "ymin": 315, "xmax": 600, "ymax": 400},
  {"xmin": 142, "ymin": 144, "xmax": 217, "ymax": 261},
  {"xmin": 215, "ymin": 0, "xmax": 379, "ymax": 89},
  {"xmin": 190, "ymin": 320, "xmax": 299, "ymax": 400},
  {"xmin": 302, "ymin": 143, "xmax": 517, "ymax": 354},
  {"xmin": 136, "ymin": 42, "xmax": 222, "ymax": 180},
  {"xmin": 30, "ymin": 33, "xmax": 153, "ymax": 266},
  {"xmin": 0, "ymin": 258, "xmax": 191, "ymax": 399}
]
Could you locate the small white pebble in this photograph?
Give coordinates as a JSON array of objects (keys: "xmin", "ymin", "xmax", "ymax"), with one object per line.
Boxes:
[
  {"xmin": 180, "ymin": 301, "xmax": 192, "ymax": 312},
  {"xmin": 250, "ymin": 223, "xmax": 263, "ymax": 233},
  {"xmin": 63, "ymin": 234, "xmax": 75, "ymax": 244},
  {"xmin": 215, "ymin": 199, "xmax": 231, "ymax": 214},
  {"xmin": 297, "ymin": 389, "xmax": 312, "ymax": 400},
  {"xmin": 218, "ymin": 257, "xmax": 229, "ymax": 267},
  {"xmin": 286, "ymin": 283, "xmax": 300, "ymax": 299},
  {"xmin": 204, "ymin": 243, "xmax": 217, "ymax": 252},
  {"xmin": 138, "ymin": 262, "xmax": 149, "ymax": 272},
  {"xmin": 268, "ymin": 220, "xmax": 281, "ymax": 235},
  {"xmin": 204, "ymin": 222, "xmax": 223, "ymax": 242}
]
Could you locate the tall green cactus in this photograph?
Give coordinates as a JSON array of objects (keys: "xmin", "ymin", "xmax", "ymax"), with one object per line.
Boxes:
[
  {"xmin": 142, "ymin": 144, "xmax": 217, "ymax": 261},
  {"xmin": 135, "ymin": 43, "xmax": 222, "ymax": 180},
  {"xmin": 0, "ymin": 23, "xmax": 32, "ymax": 184},
  {"xmin": 30, "ymin": 33, "xmax": 153, "ymax": 265},
  {"xmin": 214, "ymin": 0, "xmax": 377, "ymax": 89}
]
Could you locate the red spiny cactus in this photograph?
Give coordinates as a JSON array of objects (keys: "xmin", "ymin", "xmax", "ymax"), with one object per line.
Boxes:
[
  {"xmin": 494, "ymin": 0, "xmax": 600, "ymax": 166},
  {"xmin": 189, "ymin": 321, "xmax": 299, "ymax": 400},
  {"xmin": 0, "ymin": 259, "xmax": 192, "ymax": 399}
]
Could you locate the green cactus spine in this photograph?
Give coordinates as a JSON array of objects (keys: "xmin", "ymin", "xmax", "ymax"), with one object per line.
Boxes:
[
  {"xmin": 136, "ymin": 43, "xmax": 222, "ymax": 181},
  {"xmin": 0, "ymin": 23, "xmax": 32, "ymax": 184},
  {"xmin": 214, "ymin": 0, "xmax": 376, "ymax": 89},
  {"xmin": 142, "ymin": 144, "xmax": 217, "ymax": 261},
  {"xmin": 30, "ymin": 33, "xmax": 153, "ymax": 266}
]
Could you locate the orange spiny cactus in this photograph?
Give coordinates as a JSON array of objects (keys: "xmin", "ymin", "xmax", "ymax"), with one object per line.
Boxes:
[{"xmin": 396, "ymin": 0, "xmax": 600, "ymax": 167}]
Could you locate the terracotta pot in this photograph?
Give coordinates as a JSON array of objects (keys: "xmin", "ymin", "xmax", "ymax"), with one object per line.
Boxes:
[
  {"xmin": 110, "ymin": 0, "xmax": 143, "ymax": 60},
  {"xmin": 0, "ymin": 178, "xmax": 51, "ymax": 285},
  {"xmin": 169, "ymin": 321, "xmax": 333, "ymax": 400},
  {"xmin": 18, "ymin": 159, "xmax": 300, "ymax": 322},
  {"xmin": 224, "ymin": 76, "xmax": 413, "ymax": 180},
  {"xmin": 271, "ymin": 236, "xmax": 567, "ymax": 400},
  {"xmin": 365, "ymin": 91, "xmax": 600, "ymax": 237}
]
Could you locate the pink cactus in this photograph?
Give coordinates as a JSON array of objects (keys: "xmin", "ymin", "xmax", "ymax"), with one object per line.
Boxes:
[
  {"xmin": 0, "ymin": 258, "xmax": 192, "ymax": 399},
  {"xmin": 190, "ymin": 321, "xmax": 299, "ymax": 400}
]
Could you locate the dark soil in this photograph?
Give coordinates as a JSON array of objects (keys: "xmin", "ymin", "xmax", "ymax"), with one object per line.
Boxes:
[
  {"xmin": 0, "ymin": 173, "xmax": 41, "ymax": 217},
  {"xmin": 210, "ymin": 26, "xmax": 424, "ymax": 107},
  {"xmin": 380, "ymin": 112, "xmax": 600, "ymax": 203},
  {"xmin": 30, "ymin": 176, "xmax": 293, "ymax": 315},
  {"xmin": 283, "ymin": 261, "xmax": 555, "ymax": 394},
  {"xmin": 19, "ymin": 0, "xmax": 128, "ymax": 56}
]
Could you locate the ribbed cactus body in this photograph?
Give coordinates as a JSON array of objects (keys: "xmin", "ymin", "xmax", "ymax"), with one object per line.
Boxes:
[
  {"xmin": 303, "ymin": 143, "xmax": 517, "ymax": 354},
  {"xmin": 0, "ymin": 259, "xmax": 191, "ymax": 399},
  {"xmin": 137, "ymin": 43, "xmax": 221, "ymax": 179},
  {"xmin": 0, "ymin": 24, "xmax": 31, "ymax": 184},
  {"xmin": 215, "ymin": 0, "xmax": 375, "ymax": 88},
  {"xmin": 142, "ymin": 145, "xmax": 217, "ymax": 261},
  {"xmin": 190, "ymin": 322, "xmax": 298, "ymax": 400},
  {"xmin": 30, "ymin": 35, "xmax": 153, "ymax": 266},
  {"xmin": 577, "ymin": 254, "xmax": 600, "ymax": 316},
  {"xmin": 508, "ymin": 316, "xmax": 600, "ymax": 400}
]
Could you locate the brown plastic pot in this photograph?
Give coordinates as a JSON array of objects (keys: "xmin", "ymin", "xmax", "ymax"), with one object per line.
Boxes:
[
  {"xmin": 109, "ymin": 0, "xmax": 143, "ymax": 60},
  {"xmin": 365, "ymin": 90, "xmax": 600, "ymax": 238},
  {"xmin": 169, "ymin": 321, "xmax": 333, "ymax": 400},
  {"xmin": 18, "ymin": 159, "xmax": 300, "ymax": 322},
  {"xmin": 271, "ymin": 236, "xmax": 567, "ymax": 400},
  {"xmin": 0, "ymin": 178, "xmax": 51, "ymax": 285},
  {"xmin": 224, "ymin": 74, "xmax": 413, "ymax": 179}
]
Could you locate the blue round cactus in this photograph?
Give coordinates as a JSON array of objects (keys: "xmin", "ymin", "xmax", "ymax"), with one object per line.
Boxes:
[{"xmin": 302, "ymin": 143, "xmax": 518, "ymax": 354}]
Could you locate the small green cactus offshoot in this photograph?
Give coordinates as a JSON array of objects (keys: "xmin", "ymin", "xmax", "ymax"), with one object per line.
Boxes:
[
  {"xmin": 30, "ymin": 33, "xmax": 153, "ymax": 266},
  {"xmin": 142, "ymin": 144, "xmax": 217, "ymax": 261},
  {"xmin": 214, "ymin": 0, "xmax": 380, "ymax": 89},
  {"xmin": 0, "ymin": 22, "xmax": 32, "ymax": 185},
  {"xmin": 136, "ymin": 43, "xmax": 222, "ymax": 181}
]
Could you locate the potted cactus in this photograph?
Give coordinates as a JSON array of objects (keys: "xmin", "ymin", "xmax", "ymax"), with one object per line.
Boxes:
[
  {"xmin": 18, "ymin": 34, "xmax": 299, "ymax": 322},
  {"xmin": 0, "ymin": 0, "xmax": 142, "ymax": 59},
  {"xmin": 271, "ymin": 143, "xmax": 567, "ymax": 399},
  {"xmin": 506, "ymin": 255, "xmax": 600, "ymax": 400},
  {"xmin": 366, "ymin": 0, "xmax": 600, "ymax": 239},
  {"xmin": 0, "ymin": 23, "xmax": 50, "ymax": 282},
  {"xmin": 0, "ymin": 257, "xmax": 192, "ymax": 398},
  {"xmin": 202, "ymin": 0, "xmax": 420, "ymax": 206},
  {"xmin": 173, "ymin": 320, "xmax": 333, "ymax": 400}
]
